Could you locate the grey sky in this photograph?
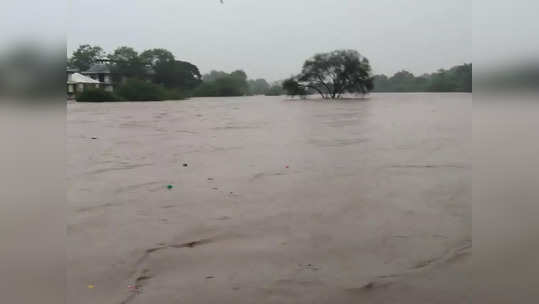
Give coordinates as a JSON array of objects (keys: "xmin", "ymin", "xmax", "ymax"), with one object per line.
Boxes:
[{"xmin": 68, "ymin": 0, "xmax": 471, "ymax": 81}]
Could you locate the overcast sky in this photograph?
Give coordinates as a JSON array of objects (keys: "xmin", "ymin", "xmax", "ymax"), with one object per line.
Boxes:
[{"xmin": 67, "ymin": 0, "xmax": 471, "ymax": 81}]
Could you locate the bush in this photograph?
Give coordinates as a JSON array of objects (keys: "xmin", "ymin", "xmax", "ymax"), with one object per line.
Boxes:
[
  {"xmin": 193, "ymin": 74, "xmax": 248, "ymax": 97},
  {"xmin": 165, "ymin": 88, "xmax": 190, "ymax": 100},
  {"xmin": 116, "ymin": 79, "xmax": 168, "ymax": 101},
  {"xmin": 192, "ymin": 82, "xmax": 218, "ymax": 97},
  {"xmin": 115, "ymin": 79, "xmax": 189, "ymax": 101},
  {"xmin": 76, "ymin": 88, "xmax": 120, "ymax": 102},
  {"xmin": 265, "ymin": 85, "xmax": 285, "ymax": 96},
  {"xmin": 282, "ymin": 78, "xmax": 307, "ymax": 98}
]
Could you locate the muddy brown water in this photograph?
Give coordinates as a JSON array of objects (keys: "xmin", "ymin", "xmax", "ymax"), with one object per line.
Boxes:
[{"xmin": 67, "ymin": 93, "xmax": 471, "ymax": 303}]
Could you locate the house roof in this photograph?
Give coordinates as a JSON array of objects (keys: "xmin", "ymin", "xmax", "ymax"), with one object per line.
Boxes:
[
  {"xmin": 82, "ymin": 63, "xmax": 111, "ymax": 74},
  {"xmin": 67, "ymin": 73, "xmax": 101, "ymax": 84}
]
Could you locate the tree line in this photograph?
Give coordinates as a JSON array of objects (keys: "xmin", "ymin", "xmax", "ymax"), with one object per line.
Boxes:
[
  {"xmin": 68, "ymin": 44, "xmax": 282, "ymax": 101},
  {"xmin": 69, "ymin": 44, "xmax": 472, "ymax": 102},
  {"xmin": 372, "ymin": 64, "xmax": 472, "ymax": 93},
  {"xmin": 280, "ymin": 50, "xmax": 471, "ymax": 100},
  {"xmin": 193, "ymin": 70, "xmax": 282, "ymax": 97}
]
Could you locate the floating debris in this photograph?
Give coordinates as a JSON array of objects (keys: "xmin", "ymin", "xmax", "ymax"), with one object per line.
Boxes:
[{"xmin": 363, "ymin": 282, "xmax": 374, "ymax": 289}]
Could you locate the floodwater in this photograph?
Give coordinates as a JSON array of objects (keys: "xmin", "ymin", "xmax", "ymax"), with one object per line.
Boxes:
[{"xmin": 67, "ymin": 93, "xmax": 471, "ymax": 304}]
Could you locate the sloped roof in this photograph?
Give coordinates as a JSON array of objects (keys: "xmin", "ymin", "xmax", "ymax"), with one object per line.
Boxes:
[
  {"xmin": 67, "ymin": 73, "xmax": 101, "ymax": 84},
  {"xmin": 83, "ymin": 63, "xmax": 111, "ymax": 74}
]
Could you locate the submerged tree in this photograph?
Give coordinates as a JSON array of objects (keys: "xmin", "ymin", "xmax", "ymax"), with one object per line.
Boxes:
[
  {"xmin": 248, "ymin": 78, "xmax": 271, "ymax": 95},
  {"xmin": 284, "ymin": 50, "xmax": 374, "ymax": 99},
  {"xmin": 194, "ymin": 70, "xmax": 249, "ymax": 97},
  {"xmin": 282, "ymin": 78, "xmax": 307, "ymax": 98},
  {"xmin": 265, "ymin": 83, "xmax": 285, "ymax": 96}
]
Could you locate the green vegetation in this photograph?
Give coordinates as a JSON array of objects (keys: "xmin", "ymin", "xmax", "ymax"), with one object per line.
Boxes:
[
  {"xmin": 107, "ymin": 46, "xmax": 148, "ymax": 81},
  {"xmin": 69, "ymin": 45, "xmax": 105, "ymax": 72},
  {"xmin": 69, "ymin": 44, "xmax": 283, "ymax": 100},
  {"xmin": 69, "ymin": 44, "xmax": 472, "ymax": 101},
  {"xmin": 69, "ymin": 45, "xmax": 201, "ymax": 101},
  {"xmin": 75, "ymin": 80, "xmax": 189, "ymax": 102},
  {"xmin": 264, "ymin": 84, "xmax": 285, "ymax": 96},
  {"xmin": 76, "ymin": 88, "xmax": 120, "ymax": 102},
  {"xmin": 116, "ymin": 79, "xmax": 169, "ymax": 101},
  {"xmin": 248, "ymin": 79, "xmax": 270, "ymax": 95},
  {"xmin": 138, "ymin": 48, "xmax": 202, "ymax": 91},
  {"xmin": 283, "ymin": 50, "xmax": 374, "ymax": 99},
  {"xmin": 193, "ymin": 70, "xmax": 249, "ymax": 97},
  {"xmin": 372, "ymin": 64, "xmax": 472, "ymax": 92},
  {"xmin": 282, "ymin": 78, "xmax": 307, "ymax": 98}
]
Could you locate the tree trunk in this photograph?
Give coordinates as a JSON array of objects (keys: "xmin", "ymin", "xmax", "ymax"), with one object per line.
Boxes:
[
  {"xmin": 308, "ymin": 85, "xmax": 326, "ymax": 100},
  {"xmin": 316, "ymin": 77, "xmax": 332, "ymax": 99}
]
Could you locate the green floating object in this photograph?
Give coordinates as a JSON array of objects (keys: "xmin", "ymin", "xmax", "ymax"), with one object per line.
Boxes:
[{"xmin": 167, "ymin": 185, "xmax": 173, "ymax": 190}]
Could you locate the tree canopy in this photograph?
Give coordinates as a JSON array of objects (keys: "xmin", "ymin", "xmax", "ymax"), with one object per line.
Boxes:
[
  {"xmin": 107, "ymin": 46, "xmax": 147, "ymax": 81},
  {"xmin": 265, "ymin": 83, "xmax": 285, "ymax": 96},
  {"xmin": 173, "ymin": 60, "xmax": 202, "ymax": 90},
  {"xmin": 69, "ymin": 44, "xmax": 105, "ymax": 71},
  {"xmin": 194, "ymin": 70, "xmax": 249, "ymax": 97},
  {"xmin": 372, "ymin": 64, "xmax": 472, "ymax": 92},
  {"xmin": 248, "ymin": 79, "xmax": 271, "ymax": 95},
  {"xmin": 284, "ymin": 50, "xmax": 374, "ymax": 99},
  {"xmin": 203, "ymin": 70, "xmax": 229, "ymax": 82},
  {"xmin": 104, "ymin": 46, "xmax": 202, "ymax": 90},
  {"xmin": 282, "ymin": 78, "xmax": 307, "ymax": 98}
]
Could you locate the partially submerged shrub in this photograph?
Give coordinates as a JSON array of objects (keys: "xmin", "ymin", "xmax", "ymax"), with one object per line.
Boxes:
[
  {"xmin": 282, "ymin": 78, "xmax": 307, "ymax": 98},
  {"xmin": 265, "ymin": 85, "xmax": 285, "ymax": 96},
  {"xmin": 116, "ymin": 79, "xmax": 168, "ymax": 101},
  {"xmin": 165, "ymin": 88, "xmax": 190, "ymax": 100},
  {"xmin": 76, "ymin": 88, "xmax": 120, "ymax": 102},
  {"xmin": 114, "ymin": 79, "xmax": 188, "ymax": 101},
  {"xmin": 193, "ymin": 74, "xmax": 248, "ymax": 97}
]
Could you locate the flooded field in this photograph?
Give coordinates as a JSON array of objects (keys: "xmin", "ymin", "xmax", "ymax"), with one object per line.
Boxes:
[{"xmin": 67, "ymin": 93, "xmax": 471, "ymax": 303}]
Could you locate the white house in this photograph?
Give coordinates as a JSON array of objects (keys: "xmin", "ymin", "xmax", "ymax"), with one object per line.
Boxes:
[
  {"xmin": 81, "ymin": 59, "xmax": 114, "ymax": 92},
  {"xmin": 67, "ymin": 72, "xmax": 101, "ymax": 99}
]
